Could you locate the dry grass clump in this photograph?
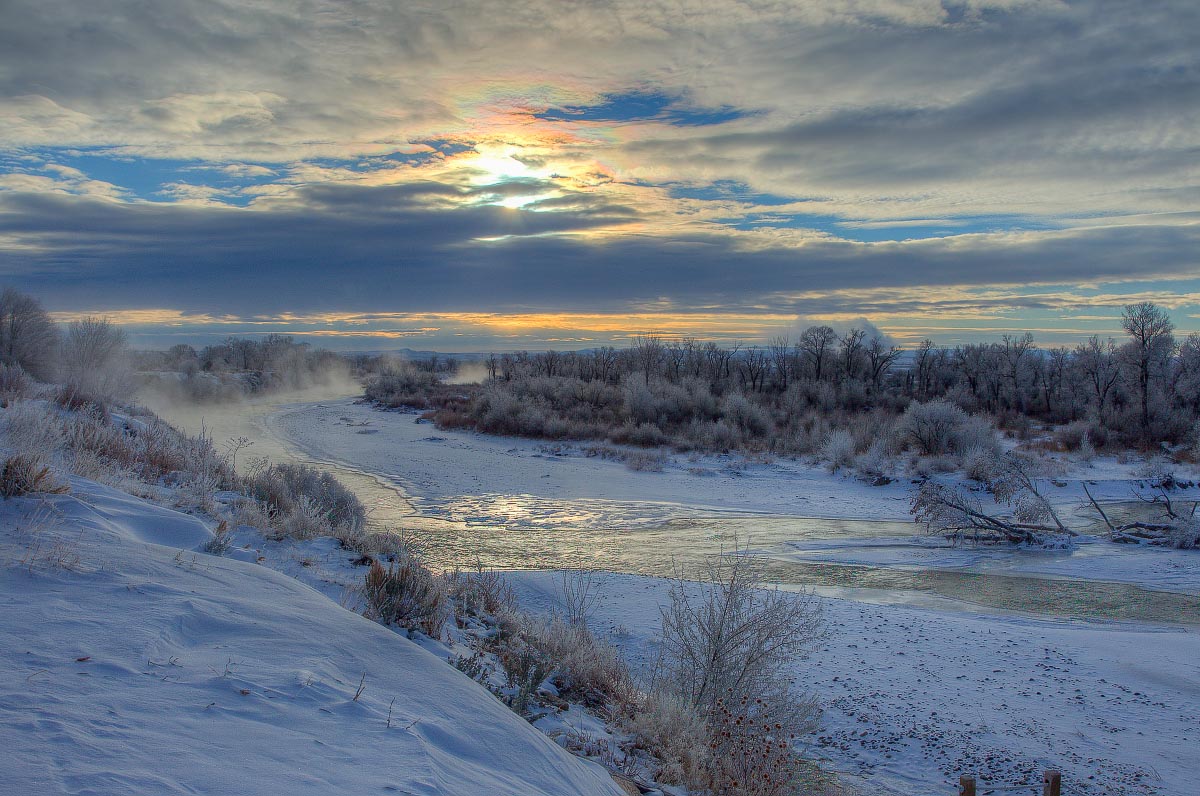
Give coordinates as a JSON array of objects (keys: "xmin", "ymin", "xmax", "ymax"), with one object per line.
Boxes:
[
  {"xmin": 244, "ymin": 461, "xmax": 366, "ymax": 541},
  {"xmin": 0, "ymin": 453, "xmax": 69, "ymax": 498},
  {"xmin": 448, "ymin": 564, "xmax": 517, "ymax": 617},
  {"xmin": 523, "ymin": 616, "xmax": 633, "ymax": 706},
  {"xmin": 362, "ymin": 557, "xmax": 450, "ymax": 636},
  {"xmin": 0, "ymin": 362, "xmax": 32, "ymax": 405}
]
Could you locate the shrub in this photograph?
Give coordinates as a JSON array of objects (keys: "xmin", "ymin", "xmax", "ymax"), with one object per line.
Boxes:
[
  {"xmin": 721, "ymin": 392, "xmax": 772, "ymax": 436},
  {"xmin": 894, "ymin": 399, "xmax": 999, "ymax": 461},
  {"xmin": 701, "ymin": 693, "xmax": 806, "ymax": 796},
  {"xmin": 624, "ymin": 451, "xmax": 666, "ymax": 472},
  {"xmin": 1052, "ymin": 420, "xmax": 1091, "ymax": 452},
  {"xmin": 962, "ymin": 445, "xmax": 1001, "ymax": 483},
  {"xmin": 525, "ymin": 616, "xmax": 631, "ymax": 705},
  {"xmin": 364, "ymin": 364, "xmax": 443, "ymax": 408},
  {"xmin": 0, "ymin": 362, "xmax": 32, "ymax": 404},
  {"xmin": 894, "ymin": 400, "xmax": 969, "ymax": 455},
  {"xmin": 819, "ymin": 429, "xmax": 855, "ymax": 472},
  {"xmin": 658, "ymin": 545, "xmax": 822, "ymax": 728},
  {"xmin": 450, "ymin": 565, "xmax": 517, "ymax": 617},
  {"xmin": 245, "ymin": 462, "xmax": 365, "ymax": 540},
  {"xmin": 362, "ymin": 558, "xmax": 449, "ymax": 636},
  {"xmin": 500, "ymin": 644, "xmax": 554, "ymax": 715},
  {"xmin": 58, "ymin": 317, "xmax": 134, "ymax": 402},
  {"xmin": 0, "ymin": 454, "xmax": 68, "ymax": 497},
  {"xmin": 624, "ymin": 689, "xmax": 709, "ymax": 786},
  {"xmin": 854, "ymin": 438, "xmax": 895, "ymax": 480}
]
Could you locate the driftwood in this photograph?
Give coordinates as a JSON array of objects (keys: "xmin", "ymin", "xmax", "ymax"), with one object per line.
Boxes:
[
  {"xmin": 912, "ymin": 482, "xmax": 1067, "ymax": 546},
  {"xmin": 1083, "ymin": 483, "xmax": 1197, "ymax": 547},
  {"xmin": 914, "ymin": 451, "xmax": 1199, "ymax": 549}
]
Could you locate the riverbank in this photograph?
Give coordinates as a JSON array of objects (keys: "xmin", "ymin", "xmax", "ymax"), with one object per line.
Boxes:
[{"xmin": 508, "ymin": 569, "xmax": 1200, "ymax": 796}]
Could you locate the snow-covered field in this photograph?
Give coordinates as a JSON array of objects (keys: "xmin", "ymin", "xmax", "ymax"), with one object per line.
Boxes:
[{"xmin": 0, "ymin": 479, "xmax": 623, "ymax": 796}]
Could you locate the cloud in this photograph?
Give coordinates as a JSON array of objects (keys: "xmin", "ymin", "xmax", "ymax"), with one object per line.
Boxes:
[
  {"xmin": 1, "ymin": 0, "xmax": 1198, "ymax": 345},
  {"xmin": 1, "ymin": 185, "xmax": 1197, "ymax": 318}
]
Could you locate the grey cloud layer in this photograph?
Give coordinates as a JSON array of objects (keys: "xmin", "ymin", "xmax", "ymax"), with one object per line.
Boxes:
[
  {"xmin": 2, "ymin": 188, "xmax": 1196, "ymax": 316},
  {"xmin": 1, "ymin": 0, "xmax": 1198, "ymax": 321}
]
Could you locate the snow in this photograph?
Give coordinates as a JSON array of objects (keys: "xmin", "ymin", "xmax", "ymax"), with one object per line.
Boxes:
[
  {"xmin": 507, "ymin": 570, "xmax": 1200, "ymax": 796},
  {"xmin": 0, "ymin": 483, "xmax": 624, "ymax": 796},
  {"xmin": 144, "ymin": 391, "xmax": 1200, "ymax": 796},
  {"xmin": 270, "ymin": 399, "xmax": 1200, "ymax": 530},
  {"xmin": 270, "ymin": 399, "xmax": 917, "ymax": 525}
]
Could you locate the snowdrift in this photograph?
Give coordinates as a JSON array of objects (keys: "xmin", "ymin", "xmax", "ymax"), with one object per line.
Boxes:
[{"xmin": 0, "ymin": 483, "xmax": 622, "ymax": 796}]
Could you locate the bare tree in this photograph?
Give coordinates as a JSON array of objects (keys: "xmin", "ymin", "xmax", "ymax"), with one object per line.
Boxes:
[
  {"xmin": 767, "ymin": 335, "xmax": 792, "ymax": 391},
  {"xmin": 632, "ymin": 334, "xmax": 664, "ymax": 385},
  {"xmin": 865, "ymin": 332, "xmax": 901, "ymax": 389},
  {"xmin": 1074, "ymin": 336, "xmax": 1120, "ymax": 421},
  {"xmin": 1000, "ymin": 333, "xmax": 1036, "ymax": 412},
  {"xmin": 838, "ymin": 327, "xmax": 866, "ymax": 382},
  {"xmin": 797, "ymin": 325, "xmax": 836, "ymax": 381},
  {"xmin": 1121, "ymin": 302, "xmax": 1175, "ymax": 436}
]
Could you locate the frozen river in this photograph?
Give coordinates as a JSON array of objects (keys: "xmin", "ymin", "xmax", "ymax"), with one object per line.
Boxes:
[{"xmin": 148, "ymin": 388, "xmax": 1200, "ymax": 625}]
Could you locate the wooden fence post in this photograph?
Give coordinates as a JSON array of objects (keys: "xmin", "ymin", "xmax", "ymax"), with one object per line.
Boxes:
[
  {"xmin": 1043, "ymin": 770, "xmax": 1061, "ymax": 796},
  {"xmin": 959, "ymin": 774, "xmax": 976, "ymax": 796}
]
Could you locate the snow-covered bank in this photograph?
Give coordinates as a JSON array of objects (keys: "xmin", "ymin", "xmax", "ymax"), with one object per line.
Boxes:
[
  {"xmin": 275, "ymin": 399, "xmax": 1200, "ymax": 528},
  {"xmin": 508, "ymin": 570, "xmax": 1200, "ymax": 796},
  {"xmin": 273, "ymin": 399, "xmax": 916, "ymax": 524},
  {"xmin": 0, "ymin": 482, "xmax": 623, "ymax": 796}
]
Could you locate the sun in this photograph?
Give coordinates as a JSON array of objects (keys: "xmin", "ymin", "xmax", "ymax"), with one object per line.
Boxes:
[{"xmin": 466, "ymin": 146, "xmax": 535, "ymax": 185}]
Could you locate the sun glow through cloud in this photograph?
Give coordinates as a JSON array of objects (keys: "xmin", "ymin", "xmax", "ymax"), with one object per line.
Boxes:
[{"xmin": 2, "ymin": 0, "xmax": 1198, "ymax": 348}]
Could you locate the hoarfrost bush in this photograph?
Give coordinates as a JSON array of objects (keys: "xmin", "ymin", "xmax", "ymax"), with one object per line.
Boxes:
[
  {"xmin": 245, "ymin": 462, "xmax": 365, "ymax": 540},
  {"xmin": 962, "ymin": 445, "xmax": 1002, "ymax": 483},
  {"xmin": 894, "ymin": 399, "xmax": 999, "ymax": 460},
  {"xmin": 624, "ymin": 450, "xmax": 666, "ymax": 472},
  {"xmin": 58, "ymin": 317, "xmax": 135, "ymax": 403},
  {"xmin": 1078, "ymin": 430, "xmax": 1096, "ymax": 462},
  {"xmin": 364, "ymin": 363, "xmax": 441, "ymax": 407},
  {"xmin": 1167, "ymin": 517, "xmax": 1200, "ymax": 550},
  {"xmin": 721, "ymin": 392, "xmax": 772, "ymax": 436},
  {"xmin": 894, "ymin": 399, "xmax": 969, "ymax": 456},
  {"xmin": 450, "ymin": 565, "xmax": 517, "ymax": 617},
  {"xmin": 819, "ymin": 428, "xmax": 855, "ymax": 472},
  {"xmin": 525, "ymin": 616, "xmax": 631, "ymax": 704},
  {"xmin": 625, "ymin": 690, "xmax": 709, "ymax": 786},
  {"xmin": 658, "ymin": 545, "xmax": 822, "ymax": 730},
  {"xmin": 855, "ymin": 438, "xmax": 895, "ymax": 480},
  {"xmin": 0, "ymin": 362, "xmax": 32, "ymax": 405},
  {"xmin": 1052, "ymin": 420, "xmax": 1091, "ymax": 452}
]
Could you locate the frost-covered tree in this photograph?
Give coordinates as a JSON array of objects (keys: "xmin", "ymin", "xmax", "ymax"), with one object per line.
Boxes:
[
  {"xmin": 59, "ymin": 317, "xmax": 133, "ymax": 401},
  {"xmin": 1120, "ymin": 302, "xmax": 1175, "ymax": 438},
  {"xmin": 0, "ymin": 287, "xmax": 59, "ymax": 379}
]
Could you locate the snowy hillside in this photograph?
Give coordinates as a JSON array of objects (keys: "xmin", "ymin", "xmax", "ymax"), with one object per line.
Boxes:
[{"xmin": 0, "ymin": 479, "xmax": 623, "ymax": 796}]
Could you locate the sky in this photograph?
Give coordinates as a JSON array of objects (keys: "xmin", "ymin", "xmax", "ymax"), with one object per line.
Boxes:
[{"xmin": 1, "ymin": 0, "xmax": 1198, "ymax": 351}]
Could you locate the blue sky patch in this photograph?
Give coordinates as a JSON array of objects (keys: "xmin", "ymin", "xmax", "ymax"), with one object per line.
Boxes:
[{"xmin": 536, "ymin": 89, "xmax": 749, "ymax": 127}]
